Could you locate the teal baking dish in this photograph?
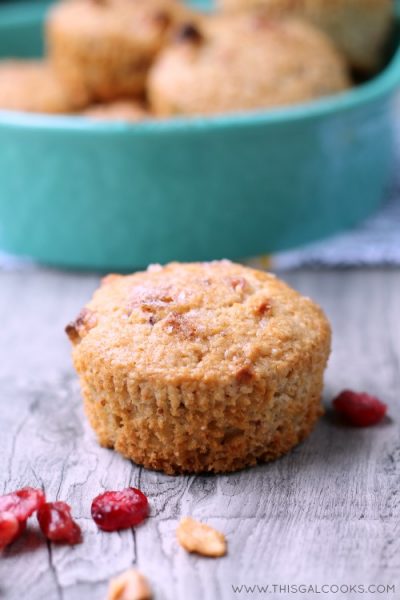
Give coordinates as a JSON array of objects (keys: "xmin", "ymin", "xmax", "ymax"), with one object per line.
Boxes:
[{"xmin": 0, "ymin": 1, "xmax": 399, "ymax": 270}]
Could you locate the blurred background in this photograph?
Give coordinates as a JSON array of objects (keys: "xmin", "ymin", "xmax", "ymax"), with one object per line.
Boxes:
[{"xmin": 0, "ymin": 0, "xmax": 398, "ymax": 272}]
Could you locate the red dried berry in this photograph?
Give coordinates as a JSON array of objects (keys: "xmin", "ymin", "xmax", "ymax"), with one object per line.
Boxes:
[
  {"xmin": 91, "ymin": 488, "xmax": 149, "ymax": 532},
  {"xmin": 0, "ymin": 487, "xmax": 45, "ymax": 528},
  {"xmin": 0, "ymin": 511, "xmax": 20, "ymax": 550},
  {"xmin": 37, "ymin": 502, "xmax": 82, "ymax": 545},
  {"xmin": 333, "ymin": 390, "xmax": 387, "ymax": 427}
]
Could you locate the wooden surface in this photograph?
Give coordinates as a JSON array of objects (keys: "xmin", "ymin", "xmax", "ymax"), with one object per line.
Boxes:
[{"xmin": 0, "ymin": 267, "xmax": 399, "ymax": 600}]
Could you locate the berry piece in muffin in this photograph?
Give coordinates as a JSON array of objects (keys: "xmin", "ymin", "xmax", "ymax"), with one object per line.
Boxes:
[
  {"xmin": 148, "ymin": 14, "xmax": 350, "ymax": 117},
  {"xmin": 66, "ymin": 261, "xmax": 331, "ymax": 474}
]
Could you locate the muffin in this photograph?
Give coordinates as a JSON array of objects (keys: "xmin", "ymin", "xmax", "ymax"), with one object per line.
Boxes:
[
  {"xmin": 46, "ymin": 0, "xmax": 193, "ymax": 104},
  {"xmin": 66, "ymin": 261, "xmax": 331, "ymax": 474},
  {"xmin": 82, "ymin": 100, "xmax": 148, "ymax": 122},
  {"xmin": 148, "ymin": 15, "xmax": 350, "ymax": 117},
  {"xmin": 0, "ymin": 60, "xmax": 77, "ymax": 114},
  {"xmin": 218, "ymin": 0, "xmax": 394, "ymax": 74}
]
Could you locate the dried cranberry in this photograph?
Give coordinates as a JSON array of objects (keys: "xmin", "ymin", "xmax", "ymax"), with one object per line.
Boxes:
[
  {"xmin": 0, "ymin": 512, "xmax": 20, "ymax": 550},
  {"xmin": 91, "ymin": 488, "xmax": 149, "ymax": 532},
  {"xmin": 37, "ymin": 502, "xmax": 82, "ymax": 545},
  {"xmin": 333, "ymin": 390, "xmax": 387, "ymax": 427},
  {"xmin": 0, "ymin": 487, "xmax": 45, "ymax": 523}
]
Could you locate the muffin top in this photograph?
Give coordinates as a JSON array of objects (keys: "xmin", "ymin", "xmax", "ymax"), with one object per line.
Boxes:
[
  {"xmin": 218, "ymin": 0, "xmax": 393, "ymax": 72},
  {"xmin": 219, "ymin": 0, "xmax": 391, "ymax": 13},
  {"xmin": 48, "ymin": 0, "xmax": 194, "ymax": 54},
  {"xmin": 148, "ymin": 12, "xmax": 350, "ymax": 116},
  {"xmin": 67, "ymin": 261, "xmax": 331, "ymax": 385},
  {"xmin": 0, "ymin": 61, "xmax": 74, "ymax": 113}
]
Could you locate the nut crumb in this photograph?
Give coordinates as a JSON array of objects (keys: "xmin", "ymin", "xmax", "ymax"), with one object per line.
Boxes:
[
  {"xmin": 235, "ymin": 364, "xmax": 254, "ymax": 384},
  {"xmin": 107, "ymin": 569, "xmax": 152, "ymax": 600},
  {"xmin": 177, "ymin": 517, "xmax": 227, "ymax": 557},
  {"xmin": 164, "ymin": 312, "xmax": 197, "ymax": 339},
  {"xmin": 65, "ymin": 307, "xmax": 97, "ymax": 343}
]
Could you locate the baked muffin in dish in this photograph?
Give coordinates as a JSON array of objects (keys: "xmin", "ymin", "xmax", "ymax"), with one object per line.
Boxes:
[
  {"xmin": 218, "ymin": 0, "xmax": 394, "ymax": 74},
  {"xmin": 66, "ymin": 261, "xmax": 331, "ymax": 474},
  {"xmin": 0, "ymin": 60, "xmax": 78, "ymax": 114},
  {"xmin": 148, "ymin": 14, "xmax": 351, "ymax": 117},
  {"xmin": 46, "ymin": 0, "xmax": 193, "ymax": 104},
  {"xmin": 82, "ymin": 100, "xmax": 148, "ymax": 122}
]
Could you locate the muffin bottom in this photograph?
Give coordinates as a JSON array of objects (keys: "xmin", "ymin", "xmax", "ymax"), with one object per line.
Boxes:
[{"xmin": 81, "ymin": 360, "xmax": 325, "ymax": 475}]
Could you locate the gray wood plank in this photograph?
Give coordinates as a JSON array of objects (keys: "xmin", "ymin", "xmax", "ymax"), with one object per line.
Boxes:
[{"xmin": 0, "ymin": 268, "xmax": 399, "ymax": 600}]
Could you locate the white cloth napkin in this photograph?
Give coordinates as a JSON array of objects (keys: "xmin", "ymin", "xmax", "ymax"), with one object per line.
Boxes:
[{"xmin": 271, "ymin": 191, "xmax": 400, "ymax": 270}]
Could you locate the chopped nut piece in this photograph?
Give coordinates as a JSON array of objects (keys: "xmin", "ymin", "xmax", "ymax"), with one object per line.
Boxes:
[
  {"xmin": 235, "ymin": 364, "xmax": 254, "ymax": 384},
  {"xmin": 177, "ymin": 517, "xmax": 227, "ymax": 557},
  {"xmin": 107, "ymin": 569, "xmax": 152, "ymax": 600},
  {"xmin": 164, "ymin": 312, "xmax": 197, "ymax": 339},
  {"xmin": 65, "ymin": 307, "xmax": 97, "ymax": 343}
]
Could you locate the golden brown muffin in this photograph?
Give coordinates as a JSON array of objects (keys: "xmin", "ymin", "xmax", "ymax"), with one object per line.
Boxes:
[
  {"xmin": 66, "ymin": 261, "xmax": 331, "ymax": 475},
  {"xmin": 218, "ymin": 0, "xmax": 394, "ymax": 74},
  {"xmin": 46, "ymin": 0, "xmax": 194, "ymax": 104},
  {"xmin": 82, "ymin": 100, "xmax": 148, "ymax": 122},
  {"xmin": 0, "ymin": 60, "xmax": 78, "ymax": 114},
  {"xmin": 148, "ymin": 14, "xmax": 351, "ymax": 117}
]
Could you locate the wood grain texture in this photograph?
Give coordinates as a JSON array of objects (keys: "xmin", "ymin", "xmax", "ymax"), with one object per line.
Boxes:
[{"xmin": 0, "ymin": 267, "xmax": 399, "ymax": 600}]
